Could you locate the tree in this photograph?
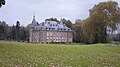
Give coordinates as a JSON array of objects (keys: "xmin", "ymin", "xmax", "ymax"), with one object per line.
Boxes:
[
  {"xmin": 0, "ymin": 0, "xmax": 5, "ymax": 7},
  {"xmin": 0, "ymin": 21, "xmax": 10, "ymax": 40},
  {"xmin": 61, "ymin": 18, "xmax": 72, "ymax": 28},
  {"xmin": 45, "ymin": 17, "xmax": 60, "ymax": 23},
  {"xmin": 0, "ymin": 21, "xmax": 5, "ymax": 39},
  {"xmin": 15, "ymin": 21, "xmax": 20, "ymax": 41},
  {"xmin": 0, "ymin": 20, "xmax": 30, "ymax": 42},
  {"xmin": 72, "ymin": 20, "xmax": 84, "ymax": 43},
  {"xmin": 83, "ymin": 1, "xmax": 120, "ymax": 43},
  {"xmin": 10, "ymin": 25, "xmax": 16, "ymax": 40},
  {"xmin": 19, "ymin": 26, "xmax": 28, "ymax": 41}
]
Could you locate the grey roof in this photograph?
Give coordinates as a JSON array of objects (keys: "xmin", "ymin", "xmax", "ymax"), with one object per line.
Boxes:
[
  {"xmin": 31, "ymin": 16, "xmax": 38, "ymax": 27},
  {"xmin": 30, "ymin": 17, "xmax": 73, "ymax": 32}
]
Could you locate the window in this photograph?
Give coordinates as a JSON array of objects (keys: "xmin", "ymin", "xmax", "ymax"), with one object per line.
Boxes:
[
  {"xmin": 50, "ymin": 39, "xmax": 52, "ymax": 42},
  {"xmin": 59, "ymin": 39, "xmax": 61, "ymax": 42},
  {"xmin": 42, "ymin": 39, "xmax": 44, "ymax": 42},
  {"xmin": 56, "ymin": 33, "xmax": 59, "ymax": 36},
  {"xmin": 50, "ymin": 32, "xmax": 52, "ymax": 36},
  {"xmin": 47, "ymin": 37, "xmax": 49, "ymax": 39},
  {"xmin": 69, "ymin": 38, "xmax": 72, "ymax": 42},
  {"xmin": 62, "ymin": 33, "xmax": 64, "ymax": 36},
  {"xmin": 37, "ymin": 40, "xmax": 39, "ymax": 43},
  {"xmin": 42, "ymin": 32, "xmax": 44, "ymax": 35},
  {"xmin": 54, "ymin": 33, "xmax": 56, "ymax": 36},
  {"xmin": 56, "ymin": 37, "xmax": 58, "ymax": 39},
  {"xmin": 47, "ymin": 32, "xmax": 49, "ymax": 36},
  {"xmin": 48, "ymin": 22, "xmax": 50, "ymax": 24},
  {"xmin": 56, "ymin": 39, "xmax": 58, "ymax": 42},
  {"xmin": 59, "ymin": 33, "xmax": 61, "ymax": 36},
  {"xmin": 50, "ymin": 37, "xmax": 52, "ymax": 39},
  {"xmin": 54, "ymin": 39, "xmax": 56, "ymax": 42},
  {"xmin": 52, "ymin": 28, "xmax": 55, "ymax": 30},
  {"xmin": 62, "ymin": 39, "xmax": 64, "ymax": 42},
  {"xmin": 53, "ymin": 37, "xmax": 55, "ymax": 39},
  {"xmin": 47, "ymin": 39, "xmax": 49, "ymax": 42},
  {"xmin": 42, "ymin": 32, "xmax": 44, "ymax": 38}
]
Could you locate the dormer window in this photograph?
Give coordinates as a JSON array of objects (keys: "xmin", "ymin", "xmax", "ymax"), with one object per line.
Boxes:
[
  {"xmin": 48, "ymin": 22, "xmax": 50, "ymax": 24},
  {"xmin": 52, "ymin": 28, "xmax": 55, "ymax": 30},
  {"xmin": 49, "ymin": 28, "xmax": 51, "ymax": 30}
]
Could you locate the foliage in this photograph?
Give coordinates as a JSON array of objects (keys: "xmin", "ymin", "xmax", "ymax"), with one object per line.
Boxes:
[
  {"xmin": 83, "ymin": 1, "xmax": 120, "ymax": 43},
  {"xmin": 72, "ymin": 20, "xmax": 84, "ymax": 43},
  {"xmin": 0, "ymin": 0, "xmax": 5, "ymax": 7},
  {"xmin": 45, "ymin": 17, "xmax": 60, "ymax": 23},
  {"xmin": 10, "ymin": 25, "xmax": 16, "ymax": 40},
  {"xmin": 0, "ymin": 21, "xmax": 29, "ymax": 42},
  {"xmin": 61, "ymin": 18, "xmax": 72, "ymax": 28},
  {"xmin": 0, "ymin": 41, "xmax": 120, "ymax": 66},
  {"xmin": 112, "ymin": 33, "xmax": 120, "ymax": 42},
  {"xmin": 45, "ymin": 18, "xmax": 73, "ymax": 29},
  {"xmin": 0, "ymin": 21, "xmax": 10, "ymax": 40},
  {"xmin": 15, "ymin": 21, "xmax": 21, "ymax": 41}
]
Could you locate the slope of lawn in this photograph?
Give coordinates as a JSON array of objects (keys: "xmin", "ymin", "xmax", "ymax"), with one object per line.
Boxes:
[{"xmin": 0, "ymin": 41, "xmax": 120, "ymax": 67}]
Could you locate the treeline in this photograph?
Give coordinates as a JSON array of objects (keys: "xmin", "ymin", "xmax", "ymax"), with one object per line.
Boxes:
[
  {"xmin": 0, "ymin": 21, "xmax": 29, "ymax": 42},
  {"xmin": 58, "ymin": 1, "xmax": 120, "ymax": 44},
  {"xmin": 0, "ymin": 1, "xmax": 120, "ymax": 44},
  {"xmin": 65, "ymin": 1, "xmax": 120, "ymax": 43}
]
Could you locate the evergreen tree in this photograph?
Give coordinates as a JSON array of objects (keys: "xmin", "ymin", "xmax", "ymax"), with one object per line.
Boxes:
[{"xmin": 15, "ymin": 21, "xmax": 20, "ymax": 41}]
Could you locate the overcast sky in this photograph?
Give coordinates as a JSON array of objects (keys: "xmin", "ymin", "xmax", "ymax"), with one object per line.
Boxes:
[{"xmin": 0, "ymin": 0, "xmax": 120, "ymax": 26}]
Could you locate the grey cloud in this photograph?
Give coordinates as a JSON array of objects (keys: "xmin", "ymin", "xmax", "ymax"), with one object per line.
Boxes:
[{"xmin": 0, "ymin": 0, "xmax": 120, "ymax": 26}]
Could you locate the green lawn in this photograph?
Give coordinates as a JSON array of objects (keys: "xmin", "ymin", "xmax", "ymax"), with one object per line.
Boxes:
[{"xmin": 0, "ymin": 41, "xmax": 120, "ymax": 67}]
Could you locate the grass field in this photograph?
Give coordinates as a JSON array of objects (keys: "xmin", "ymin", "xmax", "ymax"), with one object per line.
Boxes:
[{"xmin": 0, "ymin": 41, "xmax": 120, "ymax": 67}]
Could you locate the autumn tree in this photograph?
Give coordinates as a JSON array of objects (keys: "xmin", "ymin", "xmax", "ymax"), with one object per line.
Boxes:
[
  {"xmin": 72, "ymin": 20, "xmax": 84, "ymax": 43},
  {"xmin": 83, "ymin": 1, "xmax": 120, "ymax": 43}
]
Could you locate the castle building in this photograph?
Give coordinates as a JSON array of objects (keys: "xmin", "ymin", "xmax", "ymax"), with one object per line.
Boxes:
[{"xmin": 29, "ymin": 16, "xmax": 73, "ymax": 44}]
